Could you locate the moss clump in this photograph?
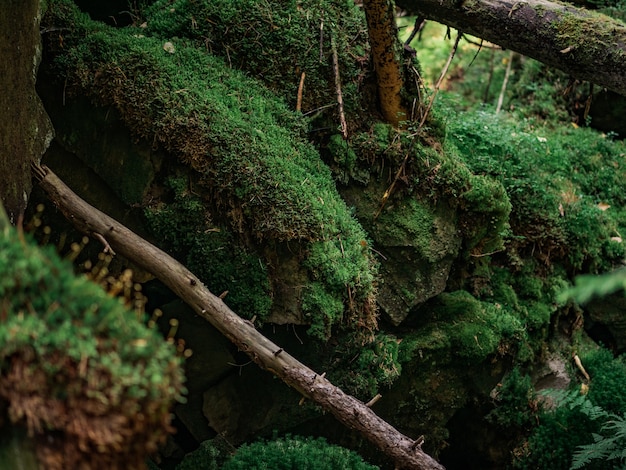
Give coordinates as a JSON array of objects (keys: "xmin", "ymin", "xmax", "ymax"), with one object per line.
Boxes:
[
  {"xmin": 401, "ymin": 291, "xmax": 527, "ymax": 365},
  {"xmin": 0, "ymin": 206, "xmax": 185, "ymax": 469},
  {"xmin": 144, "ymin": 176, "xmax": 272, "ymax": 321},
  {"xmin": 447, "ymin": 108, "xmax": 626, "ymax": 273},
  {"xmin": 44, "ymin": 0, "xmax": 377, "ymax": 339},
  {"xmin": 221, "ymin": 435, "xmax": 378, "ymax": 470},
  {"xmin": 142, "ymin": 0, "xmax": 371, "ymax": 119}
]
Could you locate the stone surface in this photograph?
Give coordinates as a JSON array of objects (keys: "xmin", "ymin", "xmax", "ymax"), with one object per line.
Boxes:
[
  {"xmin": 158, "ymin": 299, "xmax": 235, "ymax": 443},
  {"xmin": 37, "ymin": 93, "xmax": 161, "ymax": 205},
  {"xmin": 342, "ymin": 181, "xmax": 462, "ymax": 325}
]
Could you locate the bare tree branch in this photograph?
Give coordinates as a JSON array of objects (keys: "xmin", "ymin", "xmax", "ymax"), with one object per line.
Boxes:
[{"xmin": 33, "ymin": 163, "xmax": 444, "ymax": 470}]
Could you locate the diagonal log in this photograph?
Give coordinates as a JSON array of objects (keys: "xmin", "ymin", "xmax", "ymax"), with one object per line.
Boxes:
[
  {"xmin": 397, "ymin": 0, "xmax": 626, "ymax": 97},
  {"xmin": 33, "ymin": 163, "xmax": 444, "ymax": 470}
]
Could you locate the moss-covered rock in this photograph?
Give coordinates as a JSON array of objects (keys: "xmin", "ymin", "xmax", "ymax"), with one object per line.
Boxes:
[
  {"xmin": 42, "ymin": 0, "xmax": 378, "ymax": 340},
  {"xmin": 142, "ymin": 0, "xmax": 372, "ymax": 122}
]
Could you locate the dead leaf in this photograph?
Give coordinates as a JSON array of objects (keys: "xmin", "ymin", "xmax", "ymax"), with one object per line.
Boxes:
[{"xmin": 163, "ymin": 41, "xmax": 175, "ymax": 54}]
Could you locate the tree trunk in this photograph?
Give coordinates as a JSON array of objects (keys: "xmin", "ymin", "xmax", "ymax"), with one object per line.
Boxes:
[
  {"xmin": 397, "ymin": 0, "xmax": 626, "ymax": 97},
  {"xmin": 0, "ymin": 1, "xmax": 53, "ymax": 222},
  {"xmin": 33, "ymin": 164, "xmax": 445, "ymax": 470},
  {"xmin": 363, "ymin": 0, "xmax": 409, "ymax": 126}
]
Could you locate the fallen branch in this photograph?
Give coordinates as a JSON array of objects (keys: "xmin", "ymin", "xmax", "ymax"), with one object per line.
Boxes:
[{"xmin": 33, "ymin": 163, "xmax": 444, "ymax": 470}]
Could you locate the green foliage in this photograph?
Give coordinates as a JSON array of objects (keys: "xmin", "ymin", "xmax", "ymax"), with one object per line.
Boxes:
[
  {"xmin": 446, "ymin": 107, "xmax": 626, "ymax": 272},
  {"xmin": 349, "ymin": 124, "xmax": 511, "ymax": 257},
  {"xmin": 45, "ymin": 0, "xmax": 377, "ymax": 339},
  {"xmin": 221, "ymin": 435, "xmax": 378, "ymax": 470},
  {"xmin": 482, "ymin": 264, "xmax": 561, "ymax": 345},
  {"xmin": 144, "ymin": 176, "xmax": 272, "ymax": 321},
  {"xmin": 581, "ymin": 348, "xmax": 626, "ymax": 414},
  {"xmin": 514, "ymin": 391, "xmax": 601, "ymax": 470},
  {"xmin": 487, "ymin": 368, "xmax": 536, "ymax": 428},
  {"xmin": 558, "ymin": 268, "xmax": 626, "ymax": 305},
  {"xmin": 0, "ymin": 206, "xmax": 185, "ymax": 463},
  {"xmin": 571, "ymin": 411, "xmax": 626, "ymax": 470},
  {"xmin": 323, "ymin": 331, "xmax": 402, "ymax": 399},
  {"xmin": 516, "ymin": 348, "xmax": 626, "ymax": 469}
]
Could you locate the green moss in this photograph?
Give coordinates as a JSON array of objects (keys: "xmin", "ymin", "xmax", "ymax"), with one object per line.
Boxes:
[
  {"xmin": 446, "ymin": 107, "xmax": 626, "ymax": 273},
  {"xmin": 0, "ymin": 205, "xmax": 184, "ymax": 465},
  {"xmin": 142, "ymin": 0, "xmax": 370, "ymax": 118},
  {"xmin": 222, "ymin": 435, "xmax": 378, "ymax": 470},
  {"xmin": 554, "ymin": 10, "xmax": 626, "ymax": 63},
  {"xmin": 44, "ymin": 0, "xmax": 377, "ymax": 339},
  {"xmin": 144, "ymin": 176, "xmax": 273, "ymax": 321},
  {"xmin": 402, "ymin": 291, "xmax": 527, "ymax": 365},
  {"xmin": 487, "ymin": 367, "xmax": 535, "ymax": 428}
]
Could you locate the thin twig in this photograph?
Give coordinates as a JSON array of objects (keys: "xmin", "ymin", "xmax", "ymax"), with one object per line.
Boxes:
[
  {"xmin": 319, "ymin": 17, "xmax": 324, "ymax": 63},
  {"xmin": 404, "ymin": 16, "xmax": 425, "ymax": 46},
  {"xmin": 496, "ymin": 50, "xmax": 515, "ymax": 114},
  {"xmin": 93, "ymin": 232, "xmax": 116, "ymax": 255},
  {"xmin": 296, "ymin": 72, "xmax": 306, "ymax": 112},
  {"xmin": 419, "ymin": 31, "xmax": 461, "ymax": 128},
  {"xmin": 366, "ymin": 393, "xmax": 382, "ymax": 407},
  {"xmin": 331, "ymin": 31, "xmax": 348, "ymax": 139}
]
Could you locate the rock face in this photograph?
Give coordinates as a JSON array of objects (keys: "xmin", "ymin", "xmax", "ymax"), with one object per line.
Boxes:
[
  {"xmin": 373, "ymin": 202, "xmax": 461, "ymax": 325},
  {"xmin": 38, "ymin": 93, "xmax": 161, "ymax": 206},
  {"xmin": 157, "ymin": 300, "xmax": 235, "ymax": 443},
  {"xmin": 342, "ymin": 182, "xmax": 462, "ymax": 326},
  {"xmin": 0, "ymin": 0, "xmax": 54, "ymax": 220}
]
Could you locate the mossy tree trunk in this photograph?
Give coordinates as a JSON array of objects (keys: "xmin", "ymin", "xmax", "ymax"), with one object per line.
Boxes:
[
  {"xmin": 0, "ymin": 0, "xmax": 53, "ymax": 223},
  {"xmin": 363, "ymin": 0, "xmax": 409, "ymax": 126},
  {"xmin": 397, "ymin": 0, "xmax": 626, "ymax": 97}
]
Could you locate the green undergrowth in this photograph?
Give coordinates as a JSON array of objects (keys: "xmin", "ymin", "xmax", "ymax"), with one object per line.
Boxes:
[
  {"xmin": 178, "ymin": 435, "xmax": 378, "ymax": 470},
  {"xmin": 513, "ymin": 347, "xmax": 626, "ymax": 469},
  {"xmin": 44, "ymin": 0, "xmax": 377, "ymax": 339},
  {"xmin": 445, "ymin": 104, "xmax": 626, "ymax": 274},
  {"xmin": 317, "ymin": 330, "xmax": 402, "ymax": 399},
  {"xmin": 142, "ymin": 0, "xmax": 371, "ymax": 119},
  {"xmin": 144, "ymin": 175, "xmax": 272, "ymax": 321},
  {"xmin": 0, "ymin": 205, "xmax": 185, "ymax": 467},
  {"xmin": 337, "ymin": 122, "xmax": 512, "ymax": 258}
]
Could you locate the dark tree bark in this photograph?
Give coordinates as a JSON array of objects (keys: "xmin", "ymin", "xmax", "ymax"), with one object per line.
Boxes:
[
  {"xmin": 0, "ymin": 1, "xmax": 53, "ymax": 222},
  {"xmin": 33, "ymin": 164, "xmax": 445, "ymax": 470},
  {"xmin": 397, "ymin": 0, "xmax": 626, "ymax": 97}
]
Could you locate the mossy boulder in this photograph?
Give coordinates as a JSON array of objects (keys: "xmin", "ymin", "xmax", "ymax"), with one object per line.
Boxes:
[
  {"xmin": 142, "ymin": 0, "xmax": 372, "ymax": 122},
  {"xmin": 42, "ymin": 0, "xmax": 378, "ymax": 340},
  {"xmin": 338, "ymin": 124, "xmax": 511, "ymax": 325}
]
